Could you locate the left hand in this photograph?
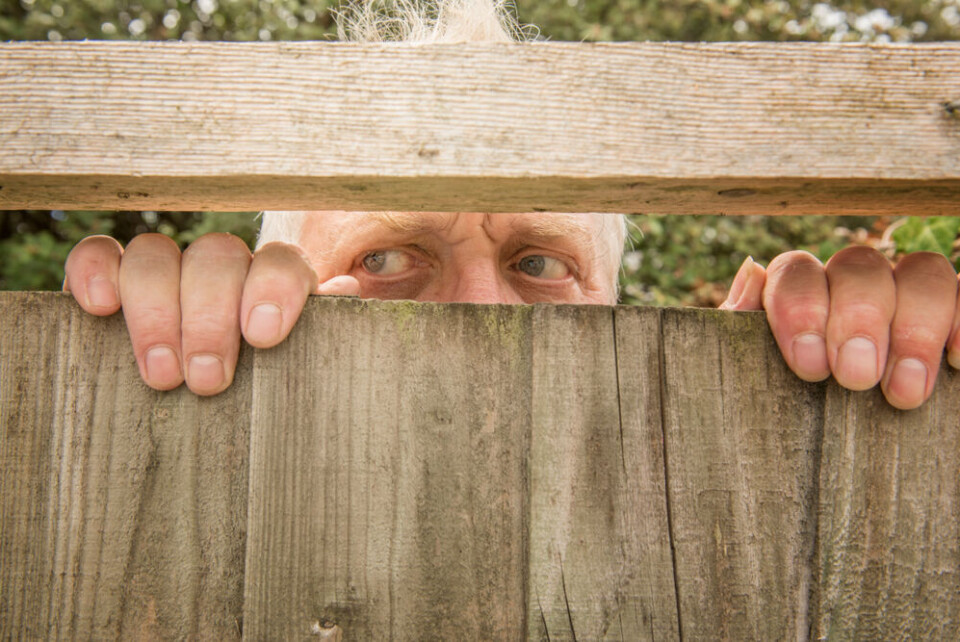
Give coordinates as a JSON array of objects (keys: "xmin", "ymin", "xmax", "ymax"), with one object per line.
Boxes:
[{"xmin": 720, "ymin": 247, "xmax": 960, "ymax": 410}]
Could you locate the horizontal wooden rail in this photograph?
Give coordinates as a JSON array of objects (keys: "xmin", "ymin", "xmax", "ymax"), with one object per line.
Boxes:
[
  {"xmin": 2, "ymin": 293, "xmax": 959, "ymax": 639},
  {"xmin": 1, "ymin": 42, "xmax": 959, "ymax": 214}
]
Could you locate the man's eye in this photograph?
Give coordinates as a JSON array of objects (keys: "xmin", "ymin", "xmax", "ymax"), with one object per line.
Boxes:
[
  {"xmin": 361, "ymin": 250, "xmax": 412, "ymax": 276},
  {"xmin": 517, "ymin": 255, "xmax": 569, "ymax": 279}
]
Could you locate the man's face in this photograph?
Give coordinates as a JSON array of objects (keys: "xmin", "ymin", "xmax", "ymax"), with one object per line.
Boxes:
[{"xmin": 298, "ymin": 211, "xmax": 619, "ymax": 305}]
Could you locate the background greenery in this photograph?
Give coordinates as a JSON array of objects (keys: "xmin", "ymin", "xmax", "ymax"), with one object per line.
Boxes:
[{"xmin": 2, "ymin": 0, "xmax": 959, "ymax": 303}]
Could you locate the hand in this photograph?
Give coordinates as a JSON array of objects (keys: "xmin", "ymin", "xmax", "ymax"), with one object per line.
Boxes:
[
  {"xmin": 64, "ymin": 233, "xmax": 359, "ymax": 395},
  {"xmin": 721, "ymin": 247, "xmax": 960, "ymax": 410}
]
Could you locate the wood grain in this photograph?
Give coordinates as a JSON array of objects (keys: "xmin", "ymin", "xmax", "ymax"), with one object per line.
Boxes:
[
  {"xmin": 2, "ymin": 41, "xmax": 959, "ymax": 214},
  {"xmin": 243, "ymin": 298, "xmax": 532, "ymax": 640},
  {"xmin": 526, "ymin": 305, "xmax": 679, "ymax": 640},
  {"xmin": 659, "ymin": 308, "xmax": 825, "ymax": 640},
  {"xmin": 0, "ymin": 292, "xmax": 249, "ymax": 640},
  {"xmin": 4, "ymin": 294, "xmax": 960, "ymax": 638},
  {"xmin": 816, "ymin": 377, "xmax": 960, "ymax": 639}
]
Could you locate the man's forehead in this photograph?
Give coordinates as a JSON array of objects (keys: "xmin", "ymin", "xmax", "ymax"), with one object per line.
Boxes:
[{"xmin": 320, "ymin": 211, "xmax": 602, "ymax": 241}]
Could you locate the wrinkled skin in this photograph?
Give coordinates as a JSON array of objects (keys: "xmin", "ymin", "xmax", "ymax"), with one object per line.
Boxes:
[{"xmin": 65, "ymin": 212, "xmax": 960, "ymax": 410}]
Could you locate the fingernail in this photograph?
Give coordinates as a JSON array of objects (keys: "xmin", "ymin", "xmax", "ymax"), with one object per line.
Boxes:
[
  {"xmin": 247, "ymin": 303, "xmax": 283, "ymax": 343},
  {"xmin": 836, "ymin": 337, "xmax": 880, "ymax": 390},
  {"xmin": 949, "ymin": 348, "xmax": 960, "ymax": 370},
  {"xmin": 720, "ymin": 257, "xmax": 752, "ymax": 310},
  {"xmin": 888, "ymin": 358, "xmax": 928, "ymax": 408},
  {"xmin": 791, "ymin": 333, "xmax": 828, "ymax": 380},
  {"xmin": 187, "ymin": 354, "xmax": 224, "ymax": 391},
  {"xmin": 145, "ymin": 346, "xmax": 180, "ymax": 387},
  {"xmin": 86, "ymin": 276, "xmax": 118, "ymax": 309}
]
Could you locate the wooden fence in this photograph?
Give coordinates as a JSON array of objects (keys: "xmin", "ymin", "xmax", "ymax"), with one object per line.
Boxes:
[
  {"xmin": 2, "ymin": 41, "xmax": 960, "ymax": 640},
  {"xmin": 2, "ymin": 293, "xmax": 960, "ymax": 639}
]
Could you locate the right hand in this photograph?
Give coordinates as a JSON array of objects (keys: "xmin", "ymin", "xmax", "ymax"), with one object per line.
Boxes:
[{"xmin": 64, "ymin": 233, "xmax": 360, "ymax": 395}]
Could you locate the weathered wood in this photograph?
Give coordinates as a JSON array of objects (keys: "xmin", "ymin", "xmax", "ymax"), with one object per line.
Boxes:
[
  {"xmin": 0, "ymin": 292, "xmax": 248, "ymax": 640},
  {"xmin": 243, "ymin": 299, "xmax": 532, "ymax": 639},
  {"xmin": 2, "ymin": 41, "xmax": 959, "ymax": 214},
  {"xmin": 816, "ymin": 377, "xmax": 960, "ymax": 639},
  {"xmin": 527, "ymin": 305, "xmax": 678, "ymax": 640},
  {"xmin": 659, "ymin": 309, "xmax": 825, "ymax": 640},
  {"xmin": 4, "ymin": 293, "xmax": 960, "ymax": 639}
]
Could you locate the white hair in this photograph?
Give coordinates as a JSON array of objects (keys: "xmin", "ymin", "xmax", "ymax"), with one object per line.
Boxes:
[{"xmin": 258, "ymin": 0, "xmax": 626, "ymax": 298}]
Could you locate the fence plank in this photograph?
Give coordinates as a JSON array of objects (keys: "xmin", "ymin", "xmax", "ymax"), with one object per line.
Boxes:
[
  {"xmin": 816, "ymin": 379, "xmax": 960, "ymax": 639},
  {"xmin": 659, "ymin": 309, "xmax": 825, "ymax": 640},
  {"xmin": 0, "ymin": 292, "xmax": 248, "ymax": 640},
  {"xmin": 528, "ymin": 306, "xmax": 679, "ymax": 640},
  {"xmin": 5, "ymin": 294, "xmax": 960, "ymax": 638},
  {"xmin": 243, "ymin": 299, "xmax": 532, "ymax": 640},
  {"xmin": 2, "ymin": 41, "xmax": 959, "ymax": 214}
]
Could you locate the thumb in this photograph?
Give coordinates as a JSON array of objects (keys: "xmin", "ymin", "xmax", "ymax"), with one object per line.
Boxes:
[
  {"xmin": 719, "ymin": 256, "xmax": 766, "ymax": 311},
  {"xmin": 316, "ymin": 274, "xmax": 361, "ymax": 297}
]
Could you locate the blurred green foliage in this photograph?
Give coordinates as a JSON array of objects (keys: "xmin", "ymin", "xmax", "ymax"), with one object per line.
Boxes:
[
  {"xmin": 892, "ymin": 217, "xmax": 960, "ymax": 265},
  {"xmin": 2, "ymin": 0, "xmax": 959, "ymax": 301}
]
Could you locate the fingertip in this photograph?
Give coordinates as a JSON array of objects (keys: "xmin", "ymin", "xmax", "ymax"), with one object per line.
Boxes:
[
  {"xmin": 245, "ymin": 302, "xmax": 285, "ymax": 347},
  {"xmin": 316, "ymin": 275, "xmax": 361, "ymax": 297},
  {"xmin": 185, "ymin": 353, "xmax": 229, "ymax": 396},
  {"xmin": 142, "ymin": 345, "xmax": 184, "ymax": 391},
  {"xmin": 85, "ymin": 276, "xmax": 121, "ymax": 313},
  {"xmin": 65, "ymin": 235, "xmax": 124, "ymax": 315},
  {"xmin": 834, "ymin": 336, "xmax": 882, "ymax": 391},
  {"xmin": 882, "ymin": 357, "xmax": 930, "ymax": 411},
  {"xmin": 949, "ymin": 348, "xmax": 960, "ymax": 371},
  {"xmin": 790, "ymin": 332, "xmax": 830, "ymax": 381}
]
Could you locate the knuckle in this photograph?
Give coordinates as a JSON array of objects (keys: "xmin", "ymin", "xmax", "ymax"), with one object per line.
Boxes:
[
  {"xmin": 769, "ymin": 298, "xmax": 829, "ymax": 333},
  {"xmin": 766, "ymin": 251, "xmax": 824, "ymax": 284},
  {"xmin": 768, "ymin": 250, "xmax": 821, "ymax": 271},
  {"xmin": 180, "ymin": 312, "xmax": 239, "ymax": 345},
  {"xmin": 891, "ymin": 323, "xmax": 950, "ymax": 356},
  {"xmin": 826, "ymin": 246, "xmax": 890, "ymax": 273},
  {"xmin": 833, "ymin": 303, "xmax": 892, "ymax": 333},
  {"xmin": 125, "ymin": 233, "xmax": 181, "ymax": 256},
  {"xmin": 183, "ymin": 233, "xmax": 251, "ymax": 261},
  {"xmin": 895, "ymin": 252, "xmax": 957, "ymax": 282},
  {"xmin": 254, "ymin": 241, "xmax": 312, "ymax": 265},
  {"xmin": 66, "ymin": 235, "xmax": 121, "ymax": 267}
]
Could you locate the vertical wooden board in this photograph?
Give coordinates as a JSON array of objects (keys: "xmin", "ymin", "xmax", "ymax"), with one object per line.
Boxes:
[
  {"xmin": 816, "ymin": 375, "xmax": 960, "ymax": 639},
  {"xmin": 611, "ymin": 306, "xmax": 681, "ymax": 639},
  {"xmin": 0, "ymin": 292, "xmax": 63, "ymax": 639},
  {"xmin": 0, "ymin": 292, "xmax": 249, "ymax": 640},
  {"xmin": 527, "ymin": 305, "xmax": 677, "ymax": 640},
  {"xmin": 660, "ymin": 309, "xmax": 824, "ymax": 640},
  {"xmin": 244, "ymin": 297, "xmax": 531, "ymax": 640}
]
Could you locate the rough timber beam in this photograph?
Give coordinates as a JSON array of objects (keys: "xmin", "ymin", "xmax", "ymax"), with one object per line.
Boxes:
[{"xmin": 2, "ymin": 41, "xmax": 959, "ymax": 214}]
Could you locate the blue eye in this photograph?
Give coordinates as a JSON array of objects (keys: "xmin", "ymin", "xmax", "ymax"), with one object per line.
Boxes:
[
  {"xmin": 363, "ymin": 251, "xmax": 386, "ymax": 273},
  {"xmin": 361, "ymin": 250, "xmax": 417, "ymax": 276},
  {"xmin": 518, "ymin": 255, "xmax": 545, "ymax": 276},
  {"xmin": 516, "ymin": 255, "xmax": 570, "ymax": 280}
]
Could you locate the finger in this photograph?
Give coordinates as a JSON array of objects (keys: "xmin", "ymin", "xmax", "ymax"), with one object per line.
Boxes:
[
  {"xmin": 241, "ymin": 242, "xmax": 318, "ymax": 348},
  {"xmin": 881, "ymin": 252, "xmax": 956, "ymax": 410},
  {"xmin": 761, "ymin": 250, "xmax": 830, "ymax": 381},
  {"xmin": 180, "ymin": 234, "xmax": 252, "ymax": 396},
  {"xmin": 317, "ymin": 275, "xmax": 361, "ymax": 297},
  {"xmin": 718, "ymin": 256, "xmax": 765, "ymax": 311},
  {"xmin": 63, "ymin": 235, "xmax": 123, "ymax": 315},
  {"xmin": 825, "ymin": 246, "xmax": 896, "ymax": 391},
  {"xmin": 118, "ymin": 234, "xmax": 184, "ymax": 391},
  {"xmin": 948, "ymin": 274, "xmax": 960, "ymax": 370}
]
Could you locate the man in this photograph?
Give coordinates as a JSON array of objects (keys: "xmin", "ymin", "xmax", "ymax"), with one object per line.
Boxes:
[{"xmin": 63, "ymin": 0, "xmax": 960, "ymax": 410}]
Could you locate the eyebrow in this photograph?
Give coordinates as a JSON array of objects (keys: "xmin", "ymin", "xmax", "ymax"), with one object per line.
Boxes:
[
  {"xmin": 364, "ymin": 211, "xmax": 452, "ymax": 235},
  {"xmin": 363, "ymin": 211, "xmax": 600, "ymax": 248},
  {"xmin": 509, "ymin": 213, "xmax": 599, "ymax": 247}
]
